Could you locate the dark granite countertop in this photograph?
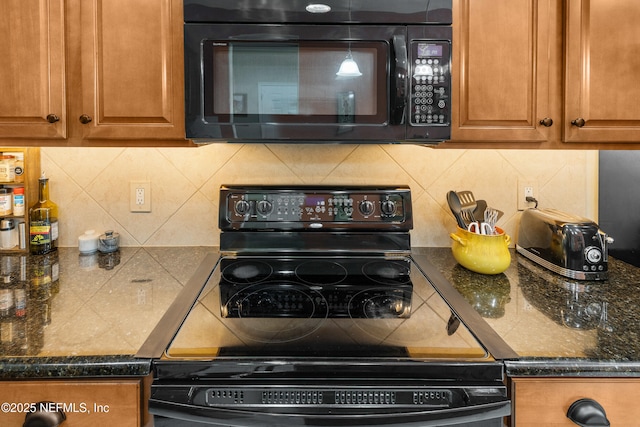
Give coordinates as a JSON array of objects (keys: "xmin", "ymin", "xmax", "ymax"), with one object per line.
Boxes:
[
  {"xmin": 415, "ymin": 247, "xmax": 640, "ymax": 377},
  {"xmin": 4, "ymin": 245, "xmax": 640, "ymax": 379},
  {"xmin": 0, "ymin": 247, "xmax": 212, "ymax": 379}
]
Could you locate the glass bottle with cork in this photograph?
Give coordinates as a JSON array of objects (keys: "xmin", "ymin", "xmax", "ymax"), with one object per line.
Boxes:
[{"xmin": 29, "ymin": 173, "xmax": 59, "ymax": 255}]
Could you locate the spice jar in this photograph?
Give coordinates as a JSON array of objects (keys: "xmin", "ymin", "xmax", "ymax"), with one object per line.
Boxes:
[
  {"xmin": 98, "ymin": 230, "xmax": 120, "ymax": 253},
  {"xmin": 12, "ymin": 187, "xmax": 24, "ymax": 216},
  {"xmin": 0, "ymin": 189, "xmax": 12, "ymax": 216},
  {"xmin": 13, "ymin": 153, "xmax": 24, "ymax": 183},
  {"xmin": 0, "ymin": 156, "xmax": 14, "ymax": 183},
  {"xmin": 0, "ymin": 219, "xmax": 16, "ymax": 250}
]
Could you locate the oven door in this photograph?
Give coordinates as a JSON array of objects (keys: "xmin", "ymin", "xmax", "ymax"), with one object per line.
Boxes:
[
  {"xmin": 185, "ymin": 24, "xmax": 414, "ymax": 143},
  {"xmin": 151, "ymin": 402, "xmax": 508, "ymax": 427}
]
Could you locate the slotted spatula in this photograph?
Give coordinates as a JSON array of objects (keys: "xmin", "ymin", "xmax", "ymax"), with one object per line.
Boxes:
[{"xmin": 456, "ymin": 191, "xmax": 477, "ymax": 222}]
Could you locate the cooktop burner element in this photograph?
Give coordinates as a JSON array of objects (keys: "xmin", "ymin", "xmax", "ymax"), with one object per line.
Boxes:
[
  {"xmin": 363, "ymin": 260, "xmax": 412, "ymax": 285},
  {"xmin": 224, "ymin": 281, "xmax": 329, "ymax": 343},
  {"xmin": 221, "ymin": 260, "xmax": 273, "ymax": 284},
  {"xmin": 349, "ymin": 287, "xmax": 412, "ymax": 319},
  {"xmin": 225, "ymin": 281, "xmax": 329, "ymax": 319}
]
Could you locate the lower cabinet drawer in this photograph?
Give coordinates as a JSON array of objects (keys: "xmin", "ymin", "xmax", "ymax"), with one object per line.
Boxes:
[
  {"xmin": 0, "ymin": 379, "xmax": 143, "ymax": 427},
  {"xmin": 511, "ymin": 377, "xmax": 640, "ymax": 427}
]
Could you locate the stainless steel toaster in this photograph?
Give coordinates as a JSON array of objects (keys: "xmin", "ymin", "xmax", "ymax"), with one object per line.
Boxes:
[{"xmin": 516, "ymin": 208, "xmax": 614, "ymax": 280}]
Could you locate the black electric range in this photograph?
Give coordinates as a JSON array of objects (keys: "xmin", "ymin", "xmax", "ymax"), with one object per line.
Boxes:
[{"xmin": 138, "ymin": 186, "xmax": 514, "ymax": 427}]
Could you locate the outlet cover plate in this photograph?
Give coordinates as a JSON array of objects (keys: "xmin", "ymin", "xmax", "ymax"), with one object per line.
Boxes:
[
  {"xmin": 517, "ymin": 179, "xmax": 538, "ymax": 211},
  {"xmin": 130, "ymin": 181, "xmax": 151, "ymax": 212}
]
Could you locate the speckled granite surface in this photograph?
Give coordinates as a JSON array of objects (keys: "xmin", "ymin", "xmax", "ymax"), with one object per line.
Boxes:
[
  {"xmin": 417, "ymin": 247, "xmax": 640, "ymax": 376},
  {"xmin": 3, "ymin": 246, "xmax": 640, "ymax": 379},
  {"xmin": 0, "ymin": 247, "xmax": 212, "ymax": 378}
]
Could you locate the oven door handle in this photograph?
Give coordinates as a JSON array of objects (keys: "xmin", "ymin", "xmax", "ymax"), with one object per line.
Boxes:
[
  {"xmin": 150, "ymin": 399, "xmax": 511, "ymax": 426},
  {"xmin": 389, "ymin": 34, "xmax": 408, "ymax": 126}
]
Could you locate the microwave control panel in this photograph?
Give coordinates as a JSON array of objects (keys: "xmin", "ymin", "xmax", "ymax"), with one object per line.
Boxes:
[{"xmin": 409, "ymin": 40, "xmax": 451, "ymax": 127}]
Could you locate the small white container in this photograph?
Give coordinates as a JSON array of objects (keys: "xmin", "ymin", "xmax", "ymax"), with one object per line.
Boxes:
[
  {"xmin": 0, "ymin": 219, "xmax": 15, "ymax": 250},
  {"xmin": 78, "ymin": 230, "xmax": 100, "ymax": 254}
]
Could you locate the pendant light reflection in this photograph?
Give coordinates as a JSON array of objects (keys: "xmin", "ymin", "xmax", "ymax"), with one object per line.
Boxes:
[
  {"xmin": 336, "ymin": 50, "xmax": 362, "ymax": 78},
  {"xmin": 336, "ymin": 0, "xmax": 362, "ymax": 78}
]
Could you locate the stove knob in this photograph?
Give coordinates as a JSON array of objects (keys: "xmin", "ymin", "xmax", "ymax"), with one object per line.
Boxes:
[
  {"xmin": 381, "ymin": 200, "xmax": 397, "ymax": 216},
  {"xmin": 234, "ymin": 200, "xmax": 251, "ymax": 216},
  {"xmin": 359, "ymin": 200, "xmax": 375, "ymax": 216},
  {"xmin": 256, "ymin": 200, "xmax": 273, "ymax": 216}
]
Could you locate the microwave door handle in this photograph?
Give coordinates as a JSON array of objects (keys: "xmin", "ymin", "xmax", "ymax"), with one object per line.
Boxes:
[{"xmin": 390, "ymin": 35, "xmax": 408, "ymax": 125}]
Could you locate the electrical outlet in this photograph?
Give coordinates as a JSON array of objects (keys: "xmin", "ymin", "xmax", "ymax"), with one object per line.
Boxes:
[
  {"xmin": 517, "ymin": 179, "xmax": 538, "ymax": 210},
  {"xmin": 130, "ymin": 181, "xmax": 151, "ymax": 212}
]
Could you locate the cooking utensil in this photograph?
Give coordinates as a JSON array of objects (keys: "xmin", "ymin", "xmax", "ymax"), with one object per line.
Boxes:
[
  {"xmin": 484, "ymin": 206, "xmax": 504, "ymax": 234},
  {"xmin": 446, "ymin": 191, "xmax": 467, "ymax": 228},
  {"xmin": 484, "ymin": 208, "xmax": 498, "ymax": 232},
  {"xmin": 473, "ymin": 199, "xmax": 487, "ymax": 223},
  {"xmin": 489, "ymin": 206, "xmax": 504, "ymax": 221},
  {"xmin": 468, "ymin": 221, "xmax": 493, "ymax": 235},
  {"xmin": 456, "ymin": 190, "xmax": 477, "ymax": 222}
]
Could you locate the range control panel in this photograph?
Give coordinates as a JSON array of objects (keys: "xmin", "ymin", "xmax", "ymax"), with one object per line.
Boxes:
[
  {"xmin": 219, "ymin": 186, "xmax": 412, "ymax": 230},
  {"xmin": 409, "ymin": 40, "xmax": 451, "ymax": 127}
]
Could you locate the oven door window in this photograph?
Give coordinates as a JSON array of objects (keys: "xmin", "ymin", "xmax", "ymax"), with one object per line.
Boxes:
[{"xmin": 203, "ymin": 40, "xmax": 387, "ymax": 125}]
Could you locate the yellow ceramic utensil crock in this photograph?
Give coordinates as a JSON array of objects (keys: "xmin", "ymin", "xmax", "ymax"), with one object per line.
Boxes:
[{"xmin": 449, "ymin": 226, "xmax": 511, "ymax": 275}]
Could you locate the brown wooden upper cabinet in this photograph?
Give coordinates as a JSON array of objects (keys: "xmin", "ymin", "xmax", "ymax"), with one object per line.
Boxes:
[
  {"xmin": 564, "ymin": 0, "xmax": 640, "ymax": 144},
  {"xmin": 0, "ymin": 0, "xmax": 187, "ymax": 146},
  {"xmin": 0, "ymin": 0, "xmax": 67, "ymax": 140},
  {"xmin": 451, "ymin": 0, "xmax": 560, "ymax": 144},
  {"xmin": 451, "ymin": 0, "xmax": 640, "ymax": 147}
]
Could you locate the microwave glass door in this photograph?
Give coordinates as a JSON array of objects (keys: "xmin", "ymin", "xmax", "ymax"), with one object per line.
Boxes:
[
  {"xmin": 206, "ymin": 41, "xmax": 385, "ymax": 125},
  {"xmin": 186, "ymin": 24, "xmax": 408, "ymax": 142}
]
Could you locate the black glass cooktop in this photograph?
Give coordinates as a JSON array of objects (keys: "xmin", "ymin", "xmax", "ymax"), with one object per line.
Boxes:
[{"xmin": 165, "ymin": 256, "xmax": 488, "ymax": 361}]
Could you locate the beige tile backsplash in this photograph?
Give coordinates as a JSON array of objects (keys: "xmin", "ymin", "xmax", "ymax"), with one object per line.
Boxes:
[{"xmin": 41, "ymin": 145, "xmax": 598, "ymax": 249}]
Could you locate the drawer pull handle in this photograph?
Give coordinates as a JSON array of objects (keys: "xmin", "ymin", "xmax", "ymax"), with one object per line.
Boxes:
[
  {"xmin": 23, "ymin": 401, "xmax": 66, "ymax": 427},
  {"xmin": 567, "ymin": 398, "xmax": 610, "ymax": 427}
]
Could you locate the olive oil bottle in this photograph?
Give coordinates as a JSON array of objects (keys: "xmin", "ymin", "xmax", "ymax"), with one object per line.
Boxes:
[{"xmin": 29, "ymin": 173, "xmax": 59, "ymax": 254}]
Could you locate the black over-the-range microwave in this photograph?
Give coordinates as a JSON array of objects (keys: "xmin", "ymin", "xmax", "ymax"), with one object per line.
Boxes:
[{"xmin": 184, "ymin": 0, "xmax": 452, "ymax": 144}]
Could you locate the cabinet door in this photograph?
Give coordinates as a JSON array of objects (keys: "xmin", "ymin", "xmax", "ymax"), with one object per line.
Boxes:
[
  {"xmin": 564, "ymin": 0, "xmax": 640, "ymax": 143},
  {"xmin": 451, "ymin": 0, "xmax": 560, "ymax": 143},
  {"xmin": 78, "ymin": 0, "xmax": 185, "ymax": 140},
  {"xmin": 0, "ymin": 0, "xmax": 66, "ymax": 139}
]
